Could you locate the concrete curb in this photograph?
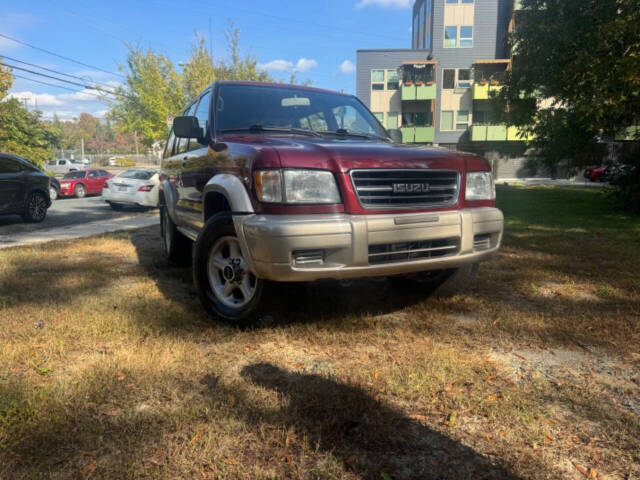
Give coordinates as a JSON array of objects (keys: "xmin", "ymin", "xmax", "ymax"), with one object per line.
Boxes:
[{"xmin": 0, "ymin": 215, "xmax": 159, "ymax": 249}]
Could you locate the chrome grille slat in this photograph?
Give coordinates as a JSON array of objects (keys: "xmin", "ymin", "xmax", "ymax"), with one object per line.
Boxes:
[{"xmin": 351, "ymin": 169, "xmax": 460, "ymax": 209}]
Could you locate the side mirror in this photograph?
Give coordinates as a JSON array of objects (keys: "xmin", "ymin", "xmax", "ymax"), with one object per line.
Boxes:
[
  {"xmin": 173, "ymin": 116, "xmax": 204, "ymax": 140},
  {"xmin": 387, "ymin": 129, "xmax": 403, "ymax": 144}
]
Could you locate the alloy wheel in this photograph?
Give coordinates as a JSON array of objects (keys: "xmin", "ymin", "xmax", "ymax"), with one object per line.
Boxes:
[
  {"xmin": 207, "ymin": 236, "xmax": 257, "ymax": 309},
  {"xmin": 28, "ymin": 194, "xmax": 47, "ymax": 221}
]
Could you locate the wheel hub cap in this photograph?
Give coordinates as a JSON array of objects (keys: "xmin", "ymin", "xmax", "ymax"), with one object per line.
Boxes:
[{"xmin": 207, "ymin": 236, "xmax": 257, "ymax": 310}]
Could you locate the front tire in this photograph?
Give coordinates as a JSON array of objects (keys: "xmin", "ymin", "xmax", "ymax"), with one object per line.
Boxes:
[
  {"xmin": 49, "ymin": 187, "xmax": 58, "ymax": 201},
  {"xmin": 22, "ymin": 192, "xmax": 48, "ymax": 223},
  {"xmin": 388, "ymin": 263, "xmax": 478, "ymax": 298},
  {"xmin": 74, "ymin": 184, "xmax": 86, "ymax": 198},
  {"xmin": 193, "ymin": 213, "xmax": 263, "ymax": 326}
]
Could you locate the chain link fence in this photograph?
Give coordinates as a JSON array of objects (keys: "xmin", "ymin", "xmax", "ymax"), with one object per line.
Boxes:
[{"xmin": 54, "ymin": 150, "xmax": 161, "ymax": 167}]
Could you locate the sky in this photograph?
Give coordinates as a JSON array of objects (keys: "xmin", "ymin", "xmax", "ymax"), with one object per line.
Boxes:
[{"xmin": 0, "ymin": 0, "xmax": 413, "ymax": 121}]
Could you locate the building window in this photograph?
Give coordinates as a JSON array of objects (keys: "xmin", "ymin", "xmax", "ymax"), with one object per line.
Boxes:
[
  {"xmin": 444, "ymin": 26, "xmax": 457, "ymax": 48},
  {"xmin": 446, "ymin": 0, "xmax": 474, "ymax": 3},
  {"xmin": 371, "ymin": 70, "xmax": 385, "ymax": 90},
  {"xmin": 461, "ymin": 0, "xmax": 474, "ymax": 3},
  {"xmin": 373, "ymin": 112, "xmax": 384, "ymax": 125},
  {"xmin": 387, "ymin": 70, "xmax": 399, "ymax": 90},
  {"xmin": 388, "ymin": 112, "xmax": 399, "ymax": 130},
  {"xmin": 443, "ymin": 69, "xmax": 456, "ymax": 89},
  {"xmin": 456, "ymin": 110, "xmax": 469, "ymax": 130},
  {"xmin": 445, "ymin": 0, "xmax": 458, "ymax": 3},
  {"xmin": 441, "ymin": 110, "xmax": 454, "ymax": 131},
  {"xmin": 460, "ymin": 26, "xmax": 473, "ymax": 47},
  {"xmin": 457, "ymin": 69, "xmax": 472, "ymax": 88},
  {"xmin": 419, "ymin": 2, "xmax": 426, "ymax": 48}
]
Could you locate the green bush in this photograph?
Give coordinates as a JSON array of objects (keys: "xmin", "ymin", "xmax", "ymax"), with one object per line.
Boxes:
[{"xmin": 115, "ymin": 157, "xmax": 135, "ymax": 167}]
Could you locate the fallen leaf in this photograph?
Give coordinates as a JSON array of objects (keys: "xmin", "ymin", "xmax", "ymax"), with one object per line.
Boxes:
[
  {"xmin": 190, "ymin": 429, "xmax": 204, "ymax": 445},
  {"xmin": 545, "ymin": 432, "xmax": 555, "ymax": 442},
  {"xmin": 481, "ymin": 432, "xmax": 492, "ymax": 441},
  {"xmin": 117, "ymin": 372, "xmax": 126, "ymax": 381},
  {"xmin": 446, "ymin": 412, "xmax": 457, "ymax": 427},
  {"xmin": 572, "ymin": 460, "xmax": 588, "ymax": 476},
  {"xmin": 500, "ymin": 428, "xmax": 511, "ymax": 437},
  {"xmin": 586, "ymin": 436, "xmax": 599, "ymax": 448},
  {"xmin": 588, "ymin": 468, "xmax": 597, "ymax": 479},
  {"xmin": 294, "ymin": 362, "xmax": 303, "ymax": 368},
  {"xmin": 83, "ymin": 461, "xmax": 97, "ymax": 475},
  {"xmin": 513, "ymin": 352, "xmax": 527, "ymax": 361},
  {"xmin": 487, "ymin": 375, "xmax": 497, "ymax": 381},
  {"xmin": 374, "ymin": 369, "xmax": 382, "ymax": 380}
]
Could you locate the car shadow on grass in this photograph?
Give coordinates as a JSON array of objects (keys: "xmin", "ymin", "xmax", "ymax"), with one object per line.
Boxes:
[{"xmin": 239, "ymin": 362, "xmax": 522, "ymax": 480}]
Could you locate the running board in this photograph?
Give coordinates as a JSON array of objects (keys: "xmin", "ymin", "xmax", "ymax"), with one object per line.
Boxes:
[{"xmin": 177, "ymin": 226, "xmax": 199, "ymax": 241}]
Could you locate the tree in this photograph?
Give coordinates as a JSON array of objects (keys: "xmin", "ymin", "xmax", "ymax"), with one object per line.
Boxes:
[
  {"xmin": 109, "ymin": 23, "xmax": 274, "ymax": 146},
  {"xmin": 499, "ymin": 0, "xmax": 640, "ymax": 170},
  {"xmin": 0, "ymin": 57, "xmax": 12, "ymax": 100},
  {"xmin": 183, "ymin": 34, "xmax": 215, "ymax": 101},
  {"xmin": 0, "ymin": 99, "xmax": 60, "ymax": 166},
  {"xmin": 109, "ymin": 47, "xmax": 184, "ymax": 146}
]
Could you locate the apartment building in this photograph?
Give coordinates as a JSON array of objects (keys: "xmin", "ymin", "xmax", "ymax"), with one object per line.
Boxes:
[{"xmin": 356, "ymin": 0, "xmax": 527, "ymax": 163}]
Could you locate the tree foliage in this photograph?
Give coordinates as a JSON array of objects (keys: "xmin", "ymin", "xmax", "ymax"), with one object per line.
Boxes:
[
  {"xmin": 0, "ymin": 57, "xmax": 12, "ymax": 100},
  {"xmin": 499, "ymin": 0, "xmax": 640, "ymax": 170},
  {"xmin": 110, "ymin": 24, "xmax": 274, "ymax": 146},
  {"xmin": 0, "ymin": 99, "xmax": 60, "ymax": 166}
]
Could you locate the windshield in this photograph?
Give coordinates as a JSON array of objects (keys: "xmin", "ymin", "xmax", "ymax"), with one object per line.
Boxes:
[
  {"xmin": 63, "ymin": 171, "xmax": 86, "ymax": 180},
  {"xmin": 118, "ymin": 169, "xmax": 156, "ymax": 180},
  {"xmin": 216, "ymin": 84, "xmax": 387, "ymax": 139}
]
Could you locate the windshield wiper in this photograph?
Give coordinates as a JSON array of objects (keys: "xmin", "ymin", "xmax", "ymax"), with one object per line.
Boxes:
[
  {"xmin": 322, "ymin": 128, "xmax": 391, "ymax": 142},
  {"xmin": 220, "ymin": 125, "xmax": 321, "ymax": 137}
]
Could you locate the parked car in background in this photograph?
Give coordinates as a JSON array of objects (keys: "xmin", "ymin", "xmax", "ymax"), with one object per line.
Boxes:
[
  {"xmin": 47, "ymin": 158, "xmax": 85, "ymax": 176},
  {"xmin": 160, "ymin": 81, "xmax": 503, "ymax": 325},
  {"xmin": 584, "ymin": 165, "xmax": 611, "ymax": 182},
  {"xmin": 0, "ymin": 153, "xmax": 51, "ymax": 222},
  {"xmin": 59, "ymin": 169, "xmax": 113, "ymax": 198},
  {"xmin": 102, "ymin": 168, "xmax": 160, "ymax": 210},
  {"xmin": 49, "ymin": 176, "xmax": 61, "ymax": 201}
]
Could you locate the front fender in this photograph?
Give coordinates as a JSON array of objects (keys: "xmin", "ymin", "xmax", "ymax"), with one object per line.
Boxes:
[{"xmin": 202, "ymin": 174, "xmax": 254, "ymax": 213}]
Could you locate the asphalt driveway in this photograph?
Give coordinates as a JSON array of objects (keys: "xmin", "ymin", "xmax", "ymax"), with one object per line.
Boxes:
[{"xmin": 0, "ymin": 196, "xmax": 159, "ymax": 248}]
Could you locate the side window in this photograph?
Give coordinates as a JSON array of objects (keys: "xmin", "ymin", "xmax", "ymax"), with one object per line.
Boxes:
[
  {"xmin": 194, "ymin": 91, "xmax": 211, "ymax": 132},
  {"xmin": 176, "ymin": 137, "xmax": 189, "ymax": 155},
  {"xmin": 331, "ymin": 106, "xmax": 376, "ymax": 134},
  {"xmin": 443, "ymin": 69, "xmax": 456, "ymax": 89},
  {"xmin": 0, "ymin": 158, "xmax": 21, "ymax": 174},
  {"xmin": 58, "ymin": 160, "xmax": 66, "ymax": 166},
  {"xmin": 164, "ymin": 129, "xmax": 176, "ymax": 159},
  {"xmin": 89, "ymin": 171, "xmax": 99, "ymax": 178}
]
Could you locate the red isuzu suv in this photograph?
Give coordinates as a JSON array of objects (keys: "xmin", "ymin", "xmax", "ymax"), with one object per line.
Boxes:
[{"xmin": 160, "ymin": 81, "xmax": 503, "ymax": 325}]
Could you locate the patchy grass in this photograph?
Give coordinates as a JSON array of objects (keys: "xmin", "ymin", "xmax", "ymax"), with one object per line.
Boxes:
[{"xmin": 0, "ymin": 186, "xmax": 638, "ymax": 479}]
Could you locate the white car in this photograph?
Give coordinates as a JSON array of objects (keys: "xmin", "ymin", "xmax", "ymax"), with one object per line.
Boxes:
[
  {"xmin": 47, "ymin": 159, "xmax": 85, "ymax": 175},
  {"xmin": 102, "ymin": 168, "xmax": 160, "ymax": 210}
]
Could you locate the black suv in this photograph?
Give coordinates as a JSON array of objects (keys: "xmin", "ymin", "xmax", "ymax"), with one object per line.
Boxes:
[{"xmin": 0, "ymin": 153, "xmax": 51, "ymax": 223}]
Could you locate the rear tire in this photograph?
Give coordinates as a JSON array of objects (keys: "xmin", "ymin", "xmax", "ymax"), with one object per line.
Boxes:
[
  {"xmin": 193, "ymin": 212, "xmax": 264, "ymax": 326},
  {"xmin": 49, "ymin": 187, "xmax": 58, "ymax": 201},
  {"xmin": 74, "ymin": 184, "xmax": 86, "ymax": 198},
  {"xmin": 388, "ymin": 263, "xmax": 478, "ymax": 298},
  {"xmin": 161, "ymin": 207, "xmax": 191, "ymax": 263},
  {"xmin": 22, "ymin": 192, "xmax": 48, "ymax": 223}
]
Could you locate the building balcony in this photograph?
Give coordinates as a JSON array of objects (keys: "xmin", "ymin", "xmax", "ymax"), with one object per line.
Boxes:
[
  {"xmin": 401, "ymin": 83, "xmax": 436, "ymax": 101},
  {"xmin": 401, "ymin": 126, "xmax": 435, "ymax": 143},
  {"xmin": 472, "ymin": 83, "xmax": 503, "ymax": 100},
  {"xmin": 471, "ymin": 125, "xmax": 531, "ymax": 141}
]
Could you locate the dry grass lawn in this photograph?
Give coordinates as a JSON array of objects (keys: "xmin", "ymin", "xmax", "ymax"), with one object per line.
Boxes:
[{"xmin": 0, "ymin": 186, "xmax": 639, "ymax": 479}]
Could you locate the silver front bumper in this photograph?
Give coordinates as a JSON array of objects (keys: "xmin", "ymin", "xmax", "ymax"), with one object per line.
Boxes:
[{"xmin": 233, "ymin": 208, "xmax": 504, "ymax": 282}]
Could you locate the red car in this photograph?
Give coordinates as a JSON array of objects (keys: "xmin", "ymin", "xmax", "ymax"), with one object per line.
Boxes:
[
  {"xmin": 584, "ymin": 165, "xmax": 611, "ymax": 182},
  {"xmin": 59, "ymin": 169, "xmax": 114, "ymax": 198}
]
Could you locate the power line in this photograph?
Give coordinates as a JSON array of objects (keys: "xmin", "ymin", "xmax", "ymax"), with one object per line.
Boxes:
[
  {"xmin": 0, "ymin": 62, "xmax": 117, "ymax": 96},
  {"xmin": 10, "ymin": 73, "xmax": 114, "ymax": 103},
  {"xmin": 0, "ymin": 53, "xmax": 120, "ymax": 92},
  {"xmin": 0, "ymin": 32, "xmax": 124, "ymax": 79}
]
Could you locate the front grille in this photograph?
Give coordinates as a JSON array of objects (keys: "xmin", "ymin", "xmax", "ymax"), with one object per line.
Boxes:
[
  {"xmin": 351, "ymin": 169, "xmax": 460, "ymax": 209},
  {"xmin": 368, "ymin": 237, "xmax": 460, "ymax": 265}
]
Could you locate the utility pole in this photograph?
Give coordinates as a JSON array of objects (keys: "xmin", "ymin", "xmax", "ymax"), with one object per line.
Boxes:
[
  {"xmin": 81, "ymin": 137, "xmax": 85, "ymax": 162},
  {"xmin": 134, "ymin": 131, "xmax": 139, "ymax": 156}
]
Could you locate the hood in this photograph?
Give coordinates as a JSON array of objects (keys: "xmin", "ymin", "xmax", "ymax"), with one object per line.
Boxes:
[{"xmin": 222, "ymin": 135, "xmax": 471, "ymax": 172}]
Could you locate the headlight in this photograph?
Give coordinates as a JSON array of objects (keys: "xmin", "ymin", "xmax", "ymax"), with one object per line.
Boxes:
[
  {"xmin": 466, "ymin": 172, "xmax": 495, "ymax": 200},
  {"xmin": 255, "ymin": 169, "xmax": 341, "ymax": 204}
]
